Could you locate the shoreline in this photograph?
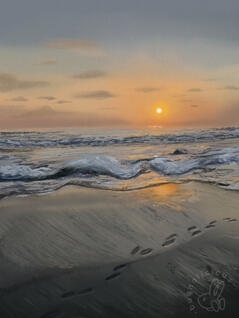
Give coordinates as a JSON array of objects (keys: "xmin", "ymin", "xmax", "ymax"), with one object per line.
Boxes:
[{"xmin": 0, "ymin": 178, "xmax": 238, "ymax": 203}]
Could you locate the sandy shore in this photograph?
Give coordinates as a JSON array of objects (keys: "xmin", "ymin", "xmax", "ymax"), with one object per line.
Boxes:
[{"xmin": 0, "ymin": 182, "xmax": 239, "ymax": 317}]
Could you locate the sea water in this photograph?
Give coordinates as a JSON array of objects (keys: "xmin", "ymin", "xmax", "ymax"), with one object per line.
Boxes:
[{"xmin": 0, "ymin": 126, "xmax": 239, "ymax": 198}]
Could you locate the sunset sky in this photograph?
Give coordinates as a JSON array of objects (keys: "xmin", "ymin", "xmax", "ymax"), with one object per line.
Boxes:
[{"xmin": 1, "ymin": 0, "xmax": 239, "ymax": 128}]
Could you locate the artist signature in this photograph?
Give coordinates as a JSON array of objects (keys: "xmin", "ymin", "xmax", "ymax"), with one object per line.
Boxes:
[
  {"xmin": 197, "ymin": 278, "xmax": 226, "ymax": 312},
  {"xmin": 185, "ymin": 265, "xmax": 239, "ymax": 314}
]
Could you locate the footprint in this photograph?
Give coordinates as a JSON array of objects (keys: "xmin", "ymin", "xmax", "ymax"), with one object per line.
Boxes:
[
  {"xmin": 191, "ymin": 230, "xmax": 202, "ymax": 237},
  {"xmin": 223, "ymin": 217, "xmax": 231, "ymax": 221},
  {"xmin": 131, "ymin": 246, "xmax": 141, "ymax": 255},
  {"xmin": 165, "ymin": 233, "xmax": 177, "ymax": 240},
  {"xmin": 105, "ymin": 272, "xmax": 121, "ymax": 281},
  {"xmin": 187, "ymin": 226, "xmax": 202, "ymax": 236},
  {"xmin": 61, "ymin": 291, "xmax": 75, "ymax": 298},
  {"xmin": 78, "ymin": 288, "xmax": 94, "ymax": 296},
  {"xmin": 147, "ymin": 206, "xmax": 156, "ymax": 213},
  {"xmin": 223, "ymin": 217, "xmax": 237, "ymax": 222},
  {"xmin": 187, "ymin": 226, "xmax": 197, "ymax": 232},
  {"xmin": 40, "ymin": 312, "xmax": 58, "ymax": 318},
  {"xmin": 205, "ymin": 224, "xmax": 216, "ymax": 229},
  {"xmin": 209, "ymin": 220, "xmax": 217, "ymax": 225},
  {"xmin": 162, "ymin": 238, "xmax": 176, "ymax": 247},
  {"xmin": 114, "ymin": 264, "xmax": 128, "ymax": 271},
  {"xmin": 140, "ymin": 248, "xmax": 153, "ymax": 256},
  {"xmin": 228, "ymin": 218, "xmax": 237, "ymax": 222}
]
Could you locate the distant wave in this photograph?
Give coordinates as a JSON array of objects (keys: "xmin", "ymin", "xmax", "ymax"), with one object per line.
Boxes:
[{"xmin": 1, "ymin": 126, "xmax": 239, "ymax": 148}]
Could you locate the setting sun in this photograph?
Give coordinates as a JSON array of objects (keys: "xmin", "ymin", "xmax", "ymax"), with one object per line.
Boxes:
[{"xmin": 156, "ymin": 108, "xmax": 163, "ymax": 114}]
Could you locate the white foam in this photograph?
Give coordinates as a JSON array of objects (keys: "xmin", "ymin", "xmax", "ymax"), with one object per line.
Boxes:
[
  {"xmin": 0, "ymin": 164, "xmax": 52, "ymax": 180},
  {"xmin": 150, "ymin": 158, "xmax": 199, "ymax": 175},
  {"xmin": 63, "ymin": 154, "xmax": 144, "ymax": 179}
]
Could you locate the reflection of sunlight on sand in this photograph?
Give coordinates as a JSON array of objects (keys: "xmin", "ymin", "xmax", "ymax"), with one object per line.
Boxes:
[
  {"xmin": 151, "ymin": 183, "xmax": 178, "ymax": 197},
  {"xmin": 129, "ymin": 183, "xmax": 193, "ymax": 210}
]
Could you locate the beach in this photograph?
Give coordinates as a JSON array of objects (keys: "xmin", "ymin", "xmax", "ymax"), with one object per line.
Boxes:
[
  {"xmin": 0, "ymin": 181, "xmax": 238, "ymax": 317},
  {"xmin": 1, "ymin": 0, "xmax": 239, "ymax": 316}
]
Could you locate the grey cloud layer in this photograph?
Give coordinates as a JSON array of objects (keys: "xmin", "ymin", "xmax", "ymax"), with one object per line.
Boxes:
[
  {"xmin": 0, "ymin": 73, "xmax": 49, "ymax": 92},
  {"xmin": 1, "ymin": 0, "xmax": 239, "ymax": 48}
]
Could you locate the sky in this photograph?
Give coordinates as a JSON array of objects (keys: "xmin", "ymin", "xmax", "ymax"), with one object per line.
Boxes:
[{"xmin": 1, "ymin": 0, "xmax": 239, "ymax": 129}]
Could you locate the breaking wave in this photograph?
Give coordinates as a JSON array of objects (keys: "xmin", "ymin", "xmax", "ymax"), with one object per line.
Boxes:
[
  {"xmin": 0, "ymin": 155, "xmax": 145, "ymax": 181},
  {"xmin": 1, "ymin": 146, "xmax": 239, "ymax": 182},
  {"xmin": 1, "ymin": 127, "xmax": 239, "ymax": 198}
]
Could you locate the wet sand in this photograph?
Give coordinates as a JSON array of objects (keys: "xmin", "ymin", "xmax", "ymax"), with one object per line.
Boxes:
[{"xmin": 0, "ymin": 182, "xmax": 239, "ymax": 317}]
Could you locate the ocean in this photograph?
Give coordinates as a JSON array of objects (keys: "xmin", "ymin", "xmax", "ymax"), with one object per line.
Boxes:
[
  {"xmin": 1, "ymin": 126, "xmax": 239, "ymax": 198},
  {"xmin": 1, "ymin": 127, "xmax": 239, "ymax": 317}
]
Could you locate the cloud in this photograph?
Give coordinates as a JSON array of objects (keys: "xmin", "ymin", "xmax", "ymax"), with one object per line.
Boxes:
[
  {"xmin": 135, "ymin": 87, "xmax": 160, "ymax": 93},
  {"xmin": 9, "ymin": 96, "xmax": 28, "ymax": 102},
  {"xmin": 33, "ymin": 59, "xmax": 57, "ymax": 66},
  {"xmin": 38, "ymin": 96, "xmax": 56, "ymax": 101},
  {"xmin": 43, "ymin": 38, "xmax": 103, "ymax": 56},
  {"xmin": 76, "ymin": 90, "xmax": 117, "ymax": 99},
  {"xmin": 181, "ymin": 99, "xmax": 192, "ymax": 102},
  {"xmin": 191, "ymin": 104, "xmax": 200, "ymax": 108},
  {"xmin": 202, "ymin": 78, "xmax": 217, "ymax": 82},
  {"xmin": 0, "ymin": 73, "xmax": 49, "ymax": 92},
  {"xmin": 98, "ymin": 106, "xmax": 118, "ymax": 110},
  {"xmin": 223, "ymin": 85, "xmax": 239, "ymax": 90},
  {"xmin": 187, "ymin": 88, "xmax": 203, "ymax": 92},
  {"xmin": 72, "ymin": 70, "xmax": 107, "ymax": 79},
  {"xmin": 9, "ymin": 106, "xmax": 129, "ymax": 128},
  {"xmin": 23, "ymin": 105, "xmax": 59, "ymax": 117},
  {"xmin": 55, "ymin": 100, "xmax": 72, "ymax": 104}
]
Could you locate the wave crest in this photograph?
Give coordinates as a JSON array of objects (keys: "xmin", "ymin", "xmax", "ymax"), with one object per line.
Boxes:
[
  {"xmin": 0, "ymin": 155, "xmax": 146, "ymax": 181},
  {"xmin": 0, "ymin": 147, "xmax": 239, "ymax": 182},
  {"xmin": 60, "ymin": 155, "xmax": 145, "ymax": 179}
]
